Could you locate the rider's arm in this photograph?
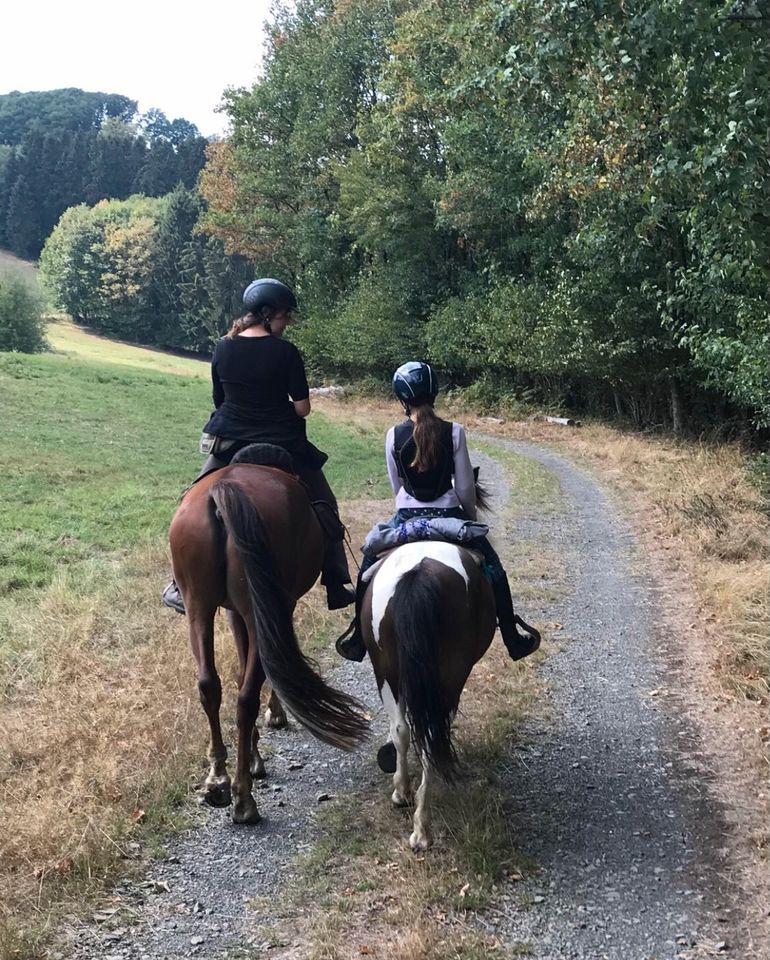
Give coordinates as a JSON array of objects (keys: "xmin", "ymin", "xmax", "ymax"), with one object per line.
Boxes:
[
  {"xmin": 287, "ymin": 344, "xmax": 311, "ymax": 419},
  {"xmin": 385, "ymin": 426, "xmax": 403, "ymax": 495},
  {"xmin": 211, "ymin": 347, "xmax": 224, "ymax": 408},
  {"xmin": 453, "ymin": 424, "xmax": 477, "ymax": 520}
]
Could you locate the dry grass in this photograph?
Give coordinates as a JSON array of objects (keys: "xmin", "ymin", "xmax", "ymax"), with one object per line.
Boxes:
[
  {"xmin": 455, "ymin": 414, "xmax": 769, "ymax": 703},
  {"xmin": 0, "ymin": 495, "xmax": 390, "ymax": 959},
  {"xmin": 0, "ymin": 546, "xmax": 207, "ymax": 956}
]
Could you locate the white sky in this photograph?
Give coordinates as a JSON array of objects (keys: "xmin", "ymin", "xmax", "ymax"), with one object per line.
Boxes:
[{"xmin": 1, "ymin": 0, "xmax": 274, "ymax": 137}]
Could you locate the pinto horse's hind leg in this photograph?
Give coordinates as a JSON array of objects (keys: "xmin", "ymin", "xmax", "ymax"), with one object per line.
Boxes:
[
  {"xmin": 410, "ymin": 753, "xmax": 433, "ymax": 852},
  {"xmin": 228, "ymin": 610, "xmax": 267, "ymax": 781},
  {"xmin": 380, "ymin": 681, "xmax": 412, "ymax": 807},
  {"xmin": 188, "ymin": 609, "xmax": 231, "ymax": 808}
]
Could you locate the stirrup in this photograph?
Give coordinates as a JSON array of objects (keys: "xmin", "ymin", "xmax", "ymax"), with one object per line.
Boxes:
[{"xmin": 161, "ymin": 581, "xmax": 186, "ymax": 616}]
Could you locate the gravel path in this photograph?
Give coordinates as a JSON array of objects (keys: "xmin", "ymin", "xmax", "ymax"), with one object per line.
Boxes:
[
  {"xmin": 58, "ymin": 438, "xmax": 748, "ymax": 960},
  {"xmin": 475, "ymin": 437, "xmax": 742, "ymax": 960}
]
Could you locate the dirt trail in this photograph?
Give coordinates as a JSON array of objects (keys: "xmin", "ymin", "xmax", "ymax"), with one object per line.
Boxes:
[
  {"xmin": 58, "ymin": 439, "xmax": 754, "ymax": 960},
  {"xmin": 475, "ymin": 437, "xmax": 748, "ymax": 960}
]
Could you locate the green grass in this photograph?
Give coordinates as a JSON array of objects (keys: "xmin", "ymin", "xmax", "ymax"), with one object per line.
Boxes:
[
  {"xmin": 471, "ymin": 438, "xmax": 564, "ymax": 514},
  {"xmin": 0, "ymin": 347, "xmax": 389, "ymax": 600}
]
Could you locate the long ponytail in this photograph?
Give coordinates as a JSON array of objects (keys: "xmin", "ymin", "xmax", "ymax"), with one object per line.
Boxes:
[
  {"xmin": 409, "ymin": 402, "xmax": 446, "ymax": 472},
  {"xmin": 227, "ymin": 306, "xmax": 277, "ymax": 338}
]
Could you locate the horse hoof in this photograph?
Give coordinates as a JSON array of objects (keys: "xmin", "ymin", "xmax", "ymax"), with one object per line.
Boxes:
[
  {"xmin": 392, "ymin": 791, "xmax": 410, "ymax": 808},
  {"xmin": 251, "ymin": 759, "xmax": 267, "ymax": 780},
  {"xmin": 377, "ymin": 742, "xmax": 397, "ymax": 773},
  {"xmin": 201, "ymin": 781, "xmax": 232, "ymax": 808},
  {"xmin": 232, "ymin": 801, "xmax": 261, "ymax": 825},
  {"xmin": 409, "ymin": 830, "xmax": 432, "ymax": 852},
  {"xmin": 265, "ymin": 708, "xmax": 287, "ymax": 730}
]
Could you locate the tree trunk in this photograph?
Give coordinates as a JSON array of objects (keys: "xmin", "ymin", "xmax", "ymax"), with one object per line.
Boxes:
[
  {"xmin": 612, "ymin": 386, "xmax": 624, "ymax": 419},
  {"xmin": 669, "ymin": 377, "xmax": 684, "ymax": 435}
]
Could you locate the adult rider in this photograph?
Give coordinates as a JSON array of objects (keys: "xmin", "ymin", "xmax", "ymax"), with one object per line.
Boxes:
[{"xmin": 162, "ymin": 278, "xmax": 355, "ymax": 615}]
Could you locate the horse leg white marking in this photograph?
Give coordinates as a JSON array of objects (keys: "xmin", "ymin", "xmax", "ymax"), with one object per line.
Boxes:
[
  {"xmin": 190, "ymin": 612, "xmax": 231, "ymax": 807},
  {"xmin": 265, "ymin": 689, "xmax": 288, "ymax": 729},
  {"xmin": 380, "ymin": 681, "xmax": 411, "ymax": 805},
  {"xmin": 409, "ymin": 753, "xmax": 433, "ymax": 852}
]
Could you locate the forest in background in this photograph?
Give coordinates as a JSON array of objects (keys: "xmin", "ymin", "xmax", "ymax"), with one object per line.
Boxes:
[
  {"xmin": 199, "ymin": 0, "xmax": 767, "ymax": 432},
  {"xmin": 0, "ymin": 89, "xmax": 252, "ymax": 351},
  {"xmin": 16, "ymin": 1, "xmax": 770, "ymax": 433}
]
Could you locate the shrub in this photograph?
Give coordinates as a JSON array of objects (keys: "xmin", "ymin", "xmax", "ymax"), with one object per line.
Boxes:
[{"xmin": 0, "ymin": 270, "xmax": 47, "ymax": 353}]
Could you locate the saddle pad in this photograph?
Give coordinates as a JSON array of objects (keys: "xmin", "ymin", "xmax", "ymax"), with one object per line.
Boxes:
[{"xmin": 363, "ymin": 516, "xmax": 489, "ymax": 557}]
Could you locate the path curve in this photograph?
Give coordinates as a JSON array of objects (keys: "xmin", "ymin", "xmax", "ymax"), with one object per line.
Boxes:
[
  {"xmin": 60, "ymin": 438, "xmax": 748, "ymax": 960},
  {"xmin": 478, "ymin": 436, "xmax": 742, "ymax": 960}
]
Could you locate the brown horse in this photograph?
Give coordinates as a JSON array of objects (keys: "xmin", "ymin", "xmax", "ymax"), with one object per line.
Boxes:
[
  {"xmin": 360, "ymin": 540, "xmax": 498, "ymax": 850},
  {"xmin": 168, "ymin": 456, "xmax": 368, "ymax": 823}
]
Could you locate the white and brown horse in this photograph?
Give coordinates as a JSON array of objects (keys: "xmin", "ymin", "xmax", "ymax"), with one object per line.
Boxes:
[{"xmin": 360, "ymin": 541, "xmax": 497, "ymax": 850}]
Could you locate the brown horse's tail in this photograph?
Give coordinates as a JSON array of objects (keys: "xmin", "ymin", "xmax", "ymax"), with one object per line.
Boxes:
[
  {"xmin": 391, "ymin": 563, "xmax": 459, "ymax": 781},
  {"xmin": 210, "ymin": 479, "xmax": 369, "ymax": 751}
]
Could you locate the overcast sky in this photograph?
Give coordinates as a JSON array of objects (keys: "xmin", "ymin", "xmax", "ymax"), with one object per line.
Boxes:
[{"xmin": 1, "ymin": 0, "xmax": 274, "ymax": 137}]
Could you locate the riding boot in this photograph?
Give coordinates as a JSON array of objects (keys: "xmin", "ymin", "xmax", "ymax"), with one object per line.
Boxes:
[
  {"xmin": 335, "ymin": 573, "xmax": 367, "ymax": 662},
  {"xmin": 161, "ymin": 580, "xmax": 186, "ymax": 615},
  {"xmin": 492, "ymin": 573, "xmax": 541, "ymax": 661},
  {"xmin": 326, "ymin": 581, "xmax": 356, "ymax": 610}
]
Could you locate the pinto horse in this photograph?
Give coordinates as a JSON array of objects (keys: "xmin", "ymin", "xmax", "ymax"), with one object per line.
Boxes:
[
  {"xmin": 168, "ymin": 451, "xmax": 368, "ymax": 823},
  {"xmin": 360, "ymin": 540, "xmax": 497, "ymax": 850}
]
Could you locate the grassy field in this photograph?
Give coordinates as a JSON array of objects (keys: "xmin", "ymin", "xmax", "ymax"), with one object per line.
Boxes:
[
  {"xmin": 1, "ymin": 316, "xmax": 766, "ymax": 959},
  {"xmin": 0, "ymin": 324, "xmax": 394, "ymax": 958}
]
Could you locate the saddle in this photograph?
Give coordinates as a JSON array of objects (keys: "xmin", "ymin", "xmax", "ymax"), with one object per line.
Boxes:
[{"xmin": 231, "ymin": 443, "xmax": 345, "ymax": 543}]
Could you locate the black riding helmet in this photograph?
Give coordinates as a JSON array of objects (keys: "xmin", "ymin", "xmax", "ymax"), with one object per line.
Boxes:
[
  {"xmin": 392, "ymin": 361, "xmax": 438, "ymax": 405},
  {"xmin": 242, "ymin": 278, "xmax": 298, "ymax": 314}
]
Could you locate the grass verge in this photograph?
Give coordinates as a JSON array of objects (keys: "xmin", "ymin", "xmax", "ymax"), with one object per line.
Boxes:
[
  {"xmin": 245, "ymin": 442, "xmax": 556, "ymax": 960},
  {"xmin": 0, "ymin": 343, "xmax": 390, "ymax": 958}
]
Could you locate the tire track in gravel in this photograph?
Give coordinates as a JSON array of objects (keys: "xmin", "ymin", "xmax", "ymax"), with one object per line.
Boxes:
[
  {"xmin": 475, "ymin": 436, "xmax": 748, "ymax": 960},
  {"xmin": 58, "ymin": 437, "xmax": 749, "ymax": 960}
]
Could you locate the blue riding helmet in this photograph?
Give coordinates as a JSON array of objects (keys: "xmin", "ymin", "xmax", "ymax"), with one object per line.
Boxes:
[
  {"xmin": 243, "ymin": 278, "xmax": 298, "ymax": 314},
  {"xmin": 392, "ymin": 361, "xmax": 439, "ymax": 404}
]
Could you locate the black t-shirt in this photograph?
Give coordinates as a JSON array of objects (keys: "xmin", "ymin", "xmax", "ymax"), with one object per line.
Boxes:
[{"xmin": 202, "ymin": 335, "xmax": 326, "ymax": 468}]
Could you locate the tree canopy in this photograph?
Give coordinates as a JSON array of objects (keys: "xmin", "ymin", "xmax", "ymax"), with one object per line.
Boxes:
[
  {"xmin": 0, "ymin": 89, "xmax": 208, "ymax": 260},
  {"xmin": 200, "ymin": 0, "xmax": 769, "ymax": 431}
]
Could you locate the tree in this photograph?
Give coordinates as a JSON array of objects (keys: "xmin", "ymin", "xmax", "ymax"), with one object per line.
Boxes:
[{"xmin": 0, "ymin": 270, "xmax": 47, "ymax": 352}]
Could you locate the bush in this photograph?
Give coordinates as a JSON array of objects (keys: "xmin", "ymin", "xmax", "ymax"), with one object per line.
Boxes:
[{"xmin": 0, "ymin": 270, "xmax": 47, "ymax": 353}]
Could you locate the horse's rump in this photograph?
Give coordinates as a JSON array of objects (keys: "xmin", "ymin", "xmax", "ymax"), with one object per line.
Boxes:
[{"xmin": 364, "ymin": 542, "xmax": 496, "ymax": 780}]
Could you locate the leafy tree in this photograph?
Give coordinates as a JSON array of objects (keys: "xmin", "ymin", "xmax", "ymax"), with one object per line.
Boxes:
[{"xmin": 0, "ymin": 270, "xmax": 47, "ymax": 352}]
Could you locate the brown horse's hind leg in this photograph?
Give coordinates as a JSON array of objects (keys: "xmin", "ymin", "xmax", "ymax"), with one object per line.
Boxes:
[
  {"xmin": 265, "ymin": 689, "xmax": 288, "ymax": 729},
  {"xmin": 232, "ymin": 623, "xmax": 266, "ymax": 824},
  {"xmin": 228, "ymin": 611, "xmax": 267, "ymax": 780},
  {"xmin": 189, "ymin": 610, "xmax": 231, "ymax": 808}
]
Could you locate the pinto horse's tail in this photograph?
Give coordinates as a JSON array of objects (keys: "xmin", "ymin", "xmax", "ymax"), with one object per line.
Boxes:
[
  {"xmin": 391, "ymin": 563, "xmax": 458, "ymax": 780},
  {"xmin": 210, "ymin": 479, "xmax": 368, "ymax": 752}
]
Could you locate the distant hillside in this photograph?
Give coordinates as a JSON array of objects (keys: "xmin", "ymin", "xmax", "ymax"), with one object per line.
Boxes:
[
  {"xmin": 0, "ymin": 89, "xmax": 136, "ymax": 145},
  {"xmin": 0, "ymin": 88, "xmax": 208, "ymax": 259}
]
